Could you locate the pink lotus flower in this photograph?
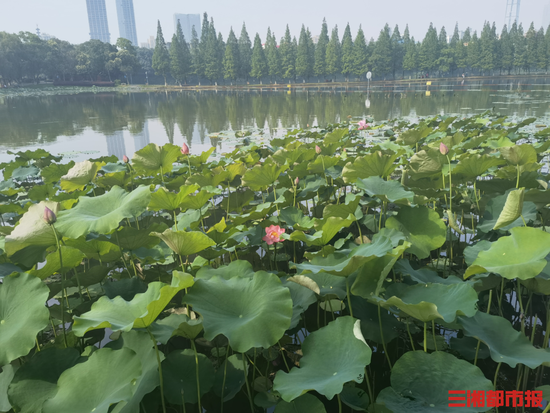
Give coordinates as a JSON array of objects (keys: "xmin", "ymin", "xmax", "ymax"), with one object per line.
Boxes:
[
  {"xmin": 315, "ymin": 145, "xmax": 322, "ymax": 154},
  {"xmin": 262, "ymin": 225, "xmax": 285, "ymax": 245},
  {"xmin": 439, "ymin": 142, "xmax": 449, "ymax": 155},
  {"xmin": 294, "ymin": 177, "xmax": 299, "ymax": 186},
  {"xmin": 43, "ymin": 207, "xmax": 56, "ymax": 225},
  {"xmin": 358, "ymin": 120, "xmax": 369, "ymax": 130},
  {"xmin": 181, "ymin": 142, "xmax": 190, "ymax": 155},
  {"xmin": 122, "ymin": 155, "xmax": 129, "ymax": 163}
]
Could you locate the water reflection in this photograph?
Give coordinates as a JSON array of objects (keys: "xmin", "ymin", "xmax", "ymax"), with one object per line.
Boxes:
[{"xmin": 0, "ymin": 78, "xmax": 549, "ymax": 161}]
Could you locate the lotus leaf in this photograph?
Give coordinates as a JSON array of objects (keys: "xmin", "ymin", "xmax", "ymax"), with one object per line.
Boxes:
[
  {"xmin": 241, "ymin": 159, "xmax": 289, "ymax": 191},
  {"xmin": 0, "ymin": 273, "xmax": 50, "ymax": 365},
  {"xmin": 274, "ymin": 393, "xmax": 327, "ymax": 413},
  {"xmin": 376, "ymin": 351, "xmax": 493, "ymax": 412},
  {"xmin": 150, "ymin": 229, "xmax": 216, "ymax": 256},
  {"xmin": 148, "ymin": 184, "xmax": 199, "ymax": 211},
  {"xmin": 213, "ymin": 354, "xmax": 248, "ymax": 401},
  {"xmin": 385, "ymin": 206, "xmax": 447, "ymax": 259},
  {"xmin": 56, "ymin": 186, "xmax": 151, "ymax": 239},
  {"xmin": 493, "ymin": 188, "xmax": 525, "ymax": 230},
  {"xmin": 273, "ymin": 317, "xmax": 372, "ymax": 401},
  {"xmin": 290, "ymin": 215, "xmax": 354, "ymax": 247},
  {"xmin": 73, "ymin": 271, "xmax": 194, "ymax": 335},
  {"xmin": 0, "ymin": 364, "xmax": 15, "ymax": 412},
  {"xmin": 408, "ymin": 148, "xmax": 447, "ymax": 179},
  {"xmin": 356, "ymin": 176, "xmax": 415, "ymax": 205},
  {"xmin": 41, "ymin": 347, "xmax": 141, "ymax": 413},
  {"xmin": 452, "ymin": 154, "xmax": 505, "ymax": 179},
  {"xmin": 5, "ymin": 201, "xmax": 59, "ymax": 256},
  {"xmin": 282, "ymin": 278, "xmax": 317, "ymax": 329},
  {"xmin": 478, "ymin": 191, "xmax": 537, "ymax": 233},
  {"xmin": 501, "ymin": 144, "xmax": 537, "ymax": 166},
  {"xmin": 465, "ymin": 227, "xmax": 550, "ymax": 280},
  {"xmin": 184, "ymin": 272, "xmax": 292, "ymax": 353},
  {"xmin": 342, "ymin": 151, "xmax": 399, "ymax": 183},
  {"xmin": 60, "ymin": 160, "xmax": 101, "ymax": 192},
  {"xmin": 162, "ymin": 349, "xmax": 215, "ymax": 405},
  {"xmin": 131, "ymin": 143, "xmax": 181, "ymax": 174},
  {"xmin": 29, "ymin": 246, "xmax": 84, "ymax": 280},
  {"xmin": 459, "ymin": 312, "xmax": 550, "ymax": 368},
  {"xmin": 149, "ymin": 313, "xmax": 203, "ymax": 343}
]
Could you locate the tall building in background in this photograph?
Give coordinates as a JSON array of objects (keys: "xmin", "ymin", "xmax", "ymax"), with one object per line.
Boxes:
[
  {"xmin": 86, "ymin": 0, "xmax": 110, "ymax": 43},
  {"xmin": 173, "ymin": 14, "xmax": 201, "ymax": 42},
  {"xmin": 116, "ymin": 0, "xmax": 138, "ymax": 46}
]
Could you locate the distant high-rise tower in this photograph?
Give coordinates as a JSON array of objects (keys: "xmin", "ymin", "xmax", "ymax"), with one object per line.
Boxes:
[
  {"xmin": 86, "ymin": 0, "xmax": 110, "ymax": 43},
  {"xmin": 173, "ymin": 14, "xmax": 201, "ymax": 42},
  {"xmin": 116, "ymin": 0, "xmax": 138, "ymax": 46},
  {"xmin": 505, "ymin": 0, "xmax": 521, "ymax": 29}
]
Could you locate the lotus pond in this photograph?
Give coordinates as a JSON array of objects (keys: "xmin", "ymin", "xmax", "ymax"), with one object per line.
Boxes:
[{"xmin": 0, "ymin": 112, "xmax": 550, "ymax": 413}]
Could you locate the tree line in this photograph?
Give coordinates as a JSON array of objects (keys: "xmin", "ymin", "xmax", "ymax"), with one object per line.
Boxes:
[{"xmin": 1, "ymin": 15, "xmax": 550, "ymax": 86}]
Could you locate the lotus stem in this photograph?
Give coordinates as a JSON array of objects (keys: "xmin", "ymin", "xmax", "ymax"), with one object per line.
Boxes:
[
  {"xmin": 146, "ymin": 328, "xmax": 167, "ymax": 413},
  {"xmin": 364, "ymin": 367, "xmax": 374, "ymax": 410},
  {"xmin": 493, "ymin": 362, "xmax": 502, "ymax": 390},
  {"xmin": 423, "ymin": 323, "xmax": 427, "ymax": 353},
  {"xmin": 356, "ymin": 221, "xmax": 363, "ymax": 244},
  {"xmin": 190, "ymin": 340, "xmax": 202, "ymax": 413},
  {"xmin": 406, "ymin": 319, "xmax": 416, "ymax": 351},
  {"xmin": 346, "ymin": 278, "xmax": 354, "ymax": 318},
  {"xmin": 320, "ymin": 156, "xmax": 328, "ymax": 185},
  {"xmin": 115, "ymin": 230, "xmax": 133, "ymax": 278},
  {"xmin": 337, "ymin": 394, "xmax": 343, "ymax": 413},
  {"xmin": 242, "ymin": 354, "xmax": 255, "ymax": 413},
  {"xmin": 187, "ymin": 154, "xmax": 191, "ymax": 177},
  {"xmin": 278, "ymin": 340, "xmax": 291, "ymax": 372},
  {"xmin": 51, "ymin": 225, "xmax": 68, "ymax": 348},
  {"xmin": 173, "ymin": 211, "xmax": 178, "ymax": 231},
  {"xmin": 431, "ymin": 320, "xmax": 438, "ymax": 351},
  {"xmin": 220, "ymin": 343, "xmax": 230, "ymax": 413},
  {"xmin": 473, "ymin": 179, "xmax": 480, "ymax": 212},
  {"xmin": 378, "ymin": 304, "xmax": 392, "ymax": 368},
  {"xmin": 516, "ymin": 166, "xmax": 520, "ymax": 189},
  {"xmin": 35, "ymin": 337, "xmax": 41, "ymax": 352}
]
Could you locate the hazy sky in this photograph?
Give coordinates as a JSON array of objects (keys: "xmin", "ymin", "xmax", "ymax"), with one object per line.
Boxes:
[{"xmin": 0, "ymin": 0, "xmax": 547, "ymax": 45}]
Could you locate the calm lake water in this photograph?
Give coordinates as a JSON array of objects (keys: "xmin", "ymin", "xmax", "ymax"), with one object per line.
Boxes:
[{"xmin": 1, "ymin": 76, "xmax": 549, "ymax": 163}]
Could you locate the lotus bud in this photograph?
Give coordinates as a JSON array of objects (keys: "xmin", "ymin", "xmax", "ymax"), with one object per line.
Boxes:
[
  {"xmin": 294, "ymin": 177, "xmax": 299, "ymax": 186},
  {"xmin": 307, "ymin": 124, "xmax": 309, "ymax": 127},
  {"xmin": 439, "ymin": 142, "xmax": 449, "ymax": 155},
  {"xmin": 43, "ymin": 207, "xmax": 56, "ymax": 225},
  {"xmin": 315, "ymin": 145, "xmax": 322, "ymax": 154},
  {"xmin": 122, "ymin": 155, "xmax": 129, "ymax": 164},
  {"xmin": 181, "ymin": 142, "xmax": 190, "ymax": 155}
]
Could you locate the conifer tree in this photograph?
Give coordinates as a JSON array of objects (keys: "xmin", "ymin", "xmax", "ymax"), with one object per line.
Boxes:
[
  {"xmin": 204, "ymin": 18, "xmax": 221, "ymax": 83},
  {"xmin": 403, "ymin": 36, "xmax": 418, "ymax": 75},
  {"xmin": 223, "ymin": 28, "xmax": 239, "ymax": 83},
  {"xmin": 296, "ymin": 25, "xmax": 311, "ymax": 81},
  {"xmin": 250, "ymin": 33, "xmax": 268, "ymax": 82},
  {"xmin": 479, "ymin": 22, "xmax": 496, "ymax": 75},
  {"xmin": 468, "ymin": 31, "xmax": 481, "ymax": 74},
  {"xmin": 152, "ymin": 20, "xmax": 170, "ymax": 86},
  {"xmin": 419, "ymin": 23, "xmax": 438, "ymax": 74},
  {"xmin": 169, "ymin": 34, "xmax": 185, "ymax": 85},
  {"xmin": 499, "ymin": 25, "xmax": 514, "ymax": 74},
  {"xmin": 279, "ymin": 25, "xmax": 295, "ymax": 81},
  {"xmin": 536, "ymin": 27, "xmax": 547, "ymax": 71},
  {"xmin": 525, "ymin": 23, "xmax": 537, "ymax": 72},
  {"xmin": 352, "ymin": 25, "xmax": 368, "ymax": 77},
  {"xmin": 390, "ymin": 24, "xmax": 403, "ymax": 78},
  {"xmin": 238, "ymin": 24, "xmax": 252, "ymax": 80},
  {"xmin": 306, "ymin": 28, "xmax": 315, "ymax": 76},
  {"xmin": 341, "ymin": 23, "xmax": 354, "ymax": 81},
  {"xmin": 325, "ymin": 26, "xmax": 341, "ymax": 79},
  {"xmin": 314, "ymin": 18, "xmax": 329, "ymax": 79},
  {"xmin": 513, "ymin": 23, "xmax": 527, "ymax": 73},
  {"xmin": 196, "ymin": 13, "xmax": 210, "ymax": 81},
  {"xmin": 265, "ymin": 28, "xmax": 281, "ymax": 82},
  {"xmin": 190, "ymin": 27, "xmax": 200, "ymax": 79},
  {"xmin": 370, "ymin": 24, "xmax": 392, "ymax": 77},
  {"xmin": 175, "ymin": 21, "xmax": 191, "ymax": 83}
]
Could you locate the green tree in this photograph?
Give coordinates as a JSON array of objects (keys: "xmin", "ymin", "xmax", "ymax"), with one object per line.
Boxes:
[
  {"xmin": 152, "ymin": 21, "xmax": 170, "ymax": 86},
  {"xmin": 116, "ymin": 37, "xmax": 139, "ymax": 84},
  {"xmin": 190, "ymin": 26, "xmax": 200, "ymax": 80},
  {"xmin": 525, "ymin": 23, "xmax": 537, "ymax": 72},
  {"xmin": 536, "ymin": 27, "xmax": 548, "ymax": 71},
  {"xmin": 403, "ymin": 36, "xmax": 418, "ymax": 76},
  {"xmin": 238, "ymin": 23, "xmax": 252, "ymax": 81},
  {"xmin": 370, "ymin": 24, "xmax": 392, "ymax": 78},
  {"xmin": 203, "ymin": 18, "xmax": 222, "ymax": 83},
  {"xmin": 341, "ymin": 23, "xmax": 354, "ymax": 81},
  {"xmin": 175, "ymin": 20, "xmax": 192, "ymax": 83},
  {"xmin": 197, "ymin": 12, "xmax": 210, "ymax": 81},
  {"xmin": 223, "ymin": 28, "xmax": 239, "ymax": 83},
  {"xmin": 467, "ymin": 31, "xmax": 481, "ymax": 74},
  {"xmin": 18, "ymin": 32, "xmax": 46, "ymax": 83},
  {"xmin": 170, "ymin": 34, "xmax": 185, "ymax": 85},
  {"xmin": 419, "ymin": 23, "xmax": 438, "ymax": 74},
  {"xmin": 513, "ymin": 23, "xmax": 527, "ymax": 73},
  {"xmin": 352, "ymin": 25, "xmax": 368, "ymax": 77},
  {"xmin": 265, "ymin": 28, "xmax": 281, "ymax": 82},
  {"xmin": 390, "ymin": 24, "xmax": 404, "ymax": 78},
  {"xmin": 479, "ymin": 21, "xmax": 496, "ymax": 75},
  {"xmin": 314, "ymin": 18, "xmax": 329, "ymax": 79},
  {"xmin": 279, "ymin": 25, "xmax": 295, "ymax": 81},
  {"xmin": 499, "ymin": 25, "xmax": 514, "ymax": 74},
  {"xmin": 325, "ymin": 26, "xmax": 341, "ymax": 79},
  {"xmin": 250, "ymin": 33, "xmax": 268, "ymax": 82},
  {"xmin": 296, "ymin": 25, "xmax": 313, "ymax": 81}
]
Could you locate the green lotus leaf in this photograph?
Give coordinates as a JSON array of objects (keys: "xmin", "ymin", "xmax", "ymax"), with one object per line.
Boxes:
[
  {"xmin": 179, "ymin": 189, "xmax": 214, "ymax": 210},
  {"xmin": 108, "ymin": 330, "xmax": 162, "ymax": 413},
  {"xmin": 189, "ymin": 147, "xmax": 216, "ymax": 166},
  {"xmin": 307, "ymin": 155, "xmax": 339, "ymax": 174},
  {"xmin": 478, "ymin": 191, "xmax": 536, "ymax": 233},
  {"xmin": 41, "ymin": 347, "xmax": 141, "ymax": 413},
  {"xmin": 463, "ymin": 241, "xmax": 493, "ymax": 266},
  {"xmin": 459, "ymin": 312, "xmax": 550, "ymax": 369},
  {"xmin": 55, "ymin": 186, "xmax": 151, "ymax": 239},
  {"xmin": 408, "ymin": 148, "xmax": 447, "ymax": 179},
  {"xmin": 64, "ymin": 238, "xmax": 120, "ymax": 261},
  {"xmin": 60, "ymin": 160, "xmax": 101, "ymax": 192},
  {"xmin": 73, "ymin": 271, "xmax": 194, "ymax": 336},
  {"xmin": 376, "ymin": 282, "xmax": 478, "ymax": 323},
  {"xmin": 7, "ymin": 348, "xmax": 81, "ymax": 413},
  {"xmin": 273, "ymin": 316, "xmax": 372, "ymax": 402},
  {"xmin": 282, "ymin": 278, "xmax": 317, "ymax": 329},
  {"xmin": 148, "ymin": 313, "xmax": 203, "ymax": 343},
  {"xmin": 323, "ymin": 193, "xmax": 362, "ymax": 220},
  {"xmin": 350, "ymin": 296, "xmax": 402, "ymax": 344},
  {"xmin": 5, "ymin": 201, "xmax": 59, "ymax": 256},
  {"xmin": 452, "ymin": 154, "xmax": 505, "ymax": 179},
  {"xmin": 162, "ymin": 349, "xmax": 215, "ymax": 405},
  {"xmin": 241, "ymin": 159, "xmax": 289, "ymax": 191},
  {"xmin": 0, "ymin": 364, "xmax": 15, "ymax": 412},
  {"xmin": 0, "ymin": 273, "xmax": 50, "ymax": 365},
  {"xmin": 520, "ymin": 261, "xmax": 550, "ymax": 294},
  {"xmin": 185, "ymin": 272, "xmax": 292, "ymax": 353},
  {"xmin": 290, "ymin": 215, "xmax": 354, "ymax": 247},
  {"xmin": 501, "ymin": 144, "xmax": 537, "ymax": 166},
  {"xmin": 450, "ymin": 336, "xmax": 490, "ymax": 361},
  {"xmin": 12, "ymin": 165, "xmax": 40, "ymax": 180},
  {"xmin": 342, "ymin": 151, "xmax": 399, "ymax": 183},
  {"xmin": 280, "ymin": 206, "xmax": 315, "ymax": 230},
  {"xmin": 114, "ymin": 224, "xmax": 165, "ymax": 250},
  {"xmin": 213, "ymin": 353, "xmax": 248, "ymax": 402},
  {"xmin": 306, "ymin": 272, "xmax": 347, "ymax": 298},
  {"xmin": 275, "ymin": 393, "xmax": 327, "ymax": 413},
  {"xmin": 150, "ymin": 229, "xmax": 216, "ymax": 256},
  {"xmin": 524, "ymin": 189, "xmax": 550, "ymax": 209},
  {"xmin": 340, "ymin": 385, "xmax": 370, "ymax": 411},
  {"xmin": 537, "ymin": 385, "xmax": 550, "ymax": 401},
  {"xmin": 376, "ymin": 351, "xmax": 493, "ymax": 413},
  {"xmin": 29, "ymin": 246, "xmax": 84, "ymax": 280},
  {"xmin": 465, "ymin": 227, "xmax": 550, "ymax": 280},
  {"xmin": 96, "ymin": 171, "xmax": 131, "ymax": 189},
  {"xmin": 40, "ymin": 162, "xmax": 75, "ymax": 184},
  {"xmin": 295, "ymin": 236, "xmax": 394, "ymax": 277},
  {"xmin": 131, "ymin": 143, "xmax": 181, "ymax": 174},
  {"xmin": 493, "ymin": 188, "xmax": 525, "ymax": 230},
  {"xmin": 356, "ymin": 176, "xmax": 415, "ymax": 205},
  {"xmin": 385, "ymin": 206, "xmax": 446, "ymax": 259},
  {"xmin": 148, "ymin": 184, "xmax": 199, "ymax": 211},
  {"xmin": 394, "ymin": 259, "xmax": 464, "ymax": 285}
]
